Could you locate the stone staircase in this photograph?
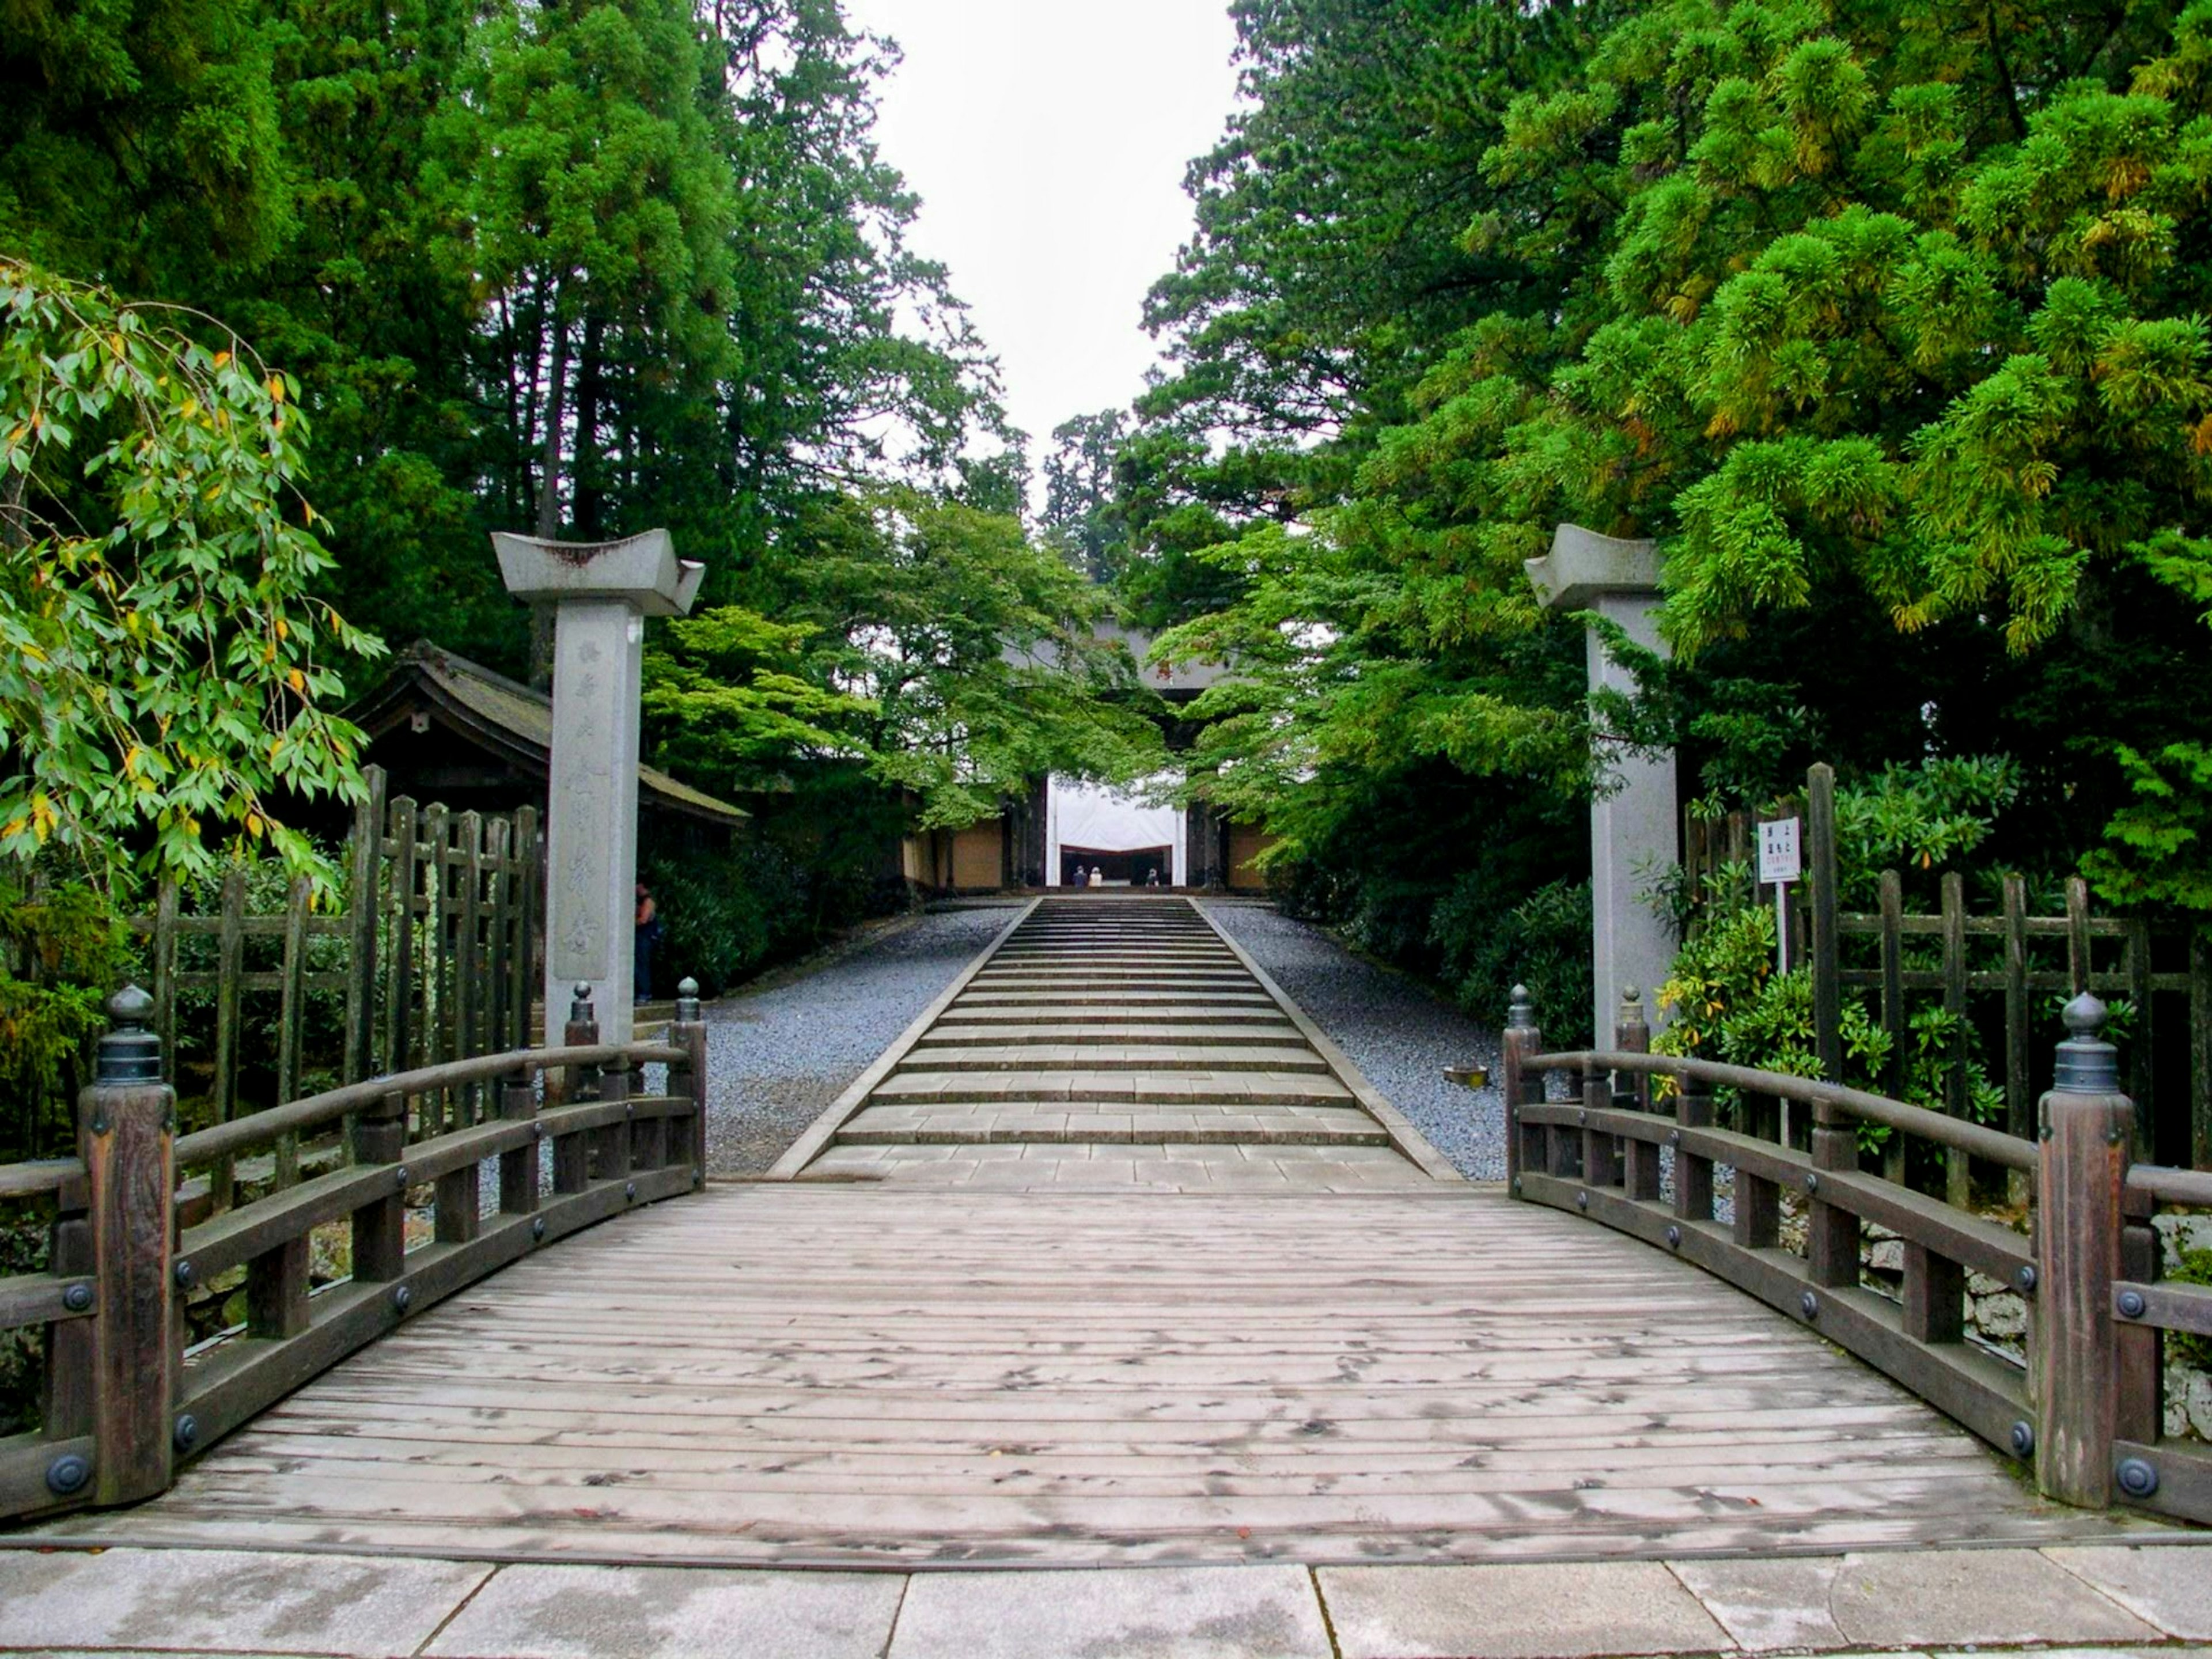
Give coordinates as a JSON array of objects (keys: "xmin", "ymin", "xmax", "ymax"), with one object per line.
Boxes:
[{"xmin": 786, "ymin": 897, "xmax": 1442, "ymax": 1189}]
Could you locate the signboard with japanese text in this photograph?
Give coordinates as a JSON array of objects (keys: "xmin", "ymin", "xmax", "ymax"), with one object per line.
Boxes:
[{"xmin": 1759, "ymin": 817, "xmax": 1802, "ymax": 887}]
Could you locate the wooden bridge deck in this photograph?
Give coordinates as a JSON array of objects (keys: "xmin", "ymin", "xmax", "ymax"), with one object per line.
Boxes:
[
  {"xmin": 38, "ymin": 1181, "xmax": 2130, "ymax": 1567},
  {"xmin": 25, "ymin": 896, "xmax": 2146, "ymax": 1566}
]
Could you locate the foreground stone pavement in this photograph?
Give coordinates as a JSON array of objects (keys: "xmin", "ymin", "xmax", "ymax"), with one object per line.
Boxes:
[{"xmin": 0, "ymin": 1540, "xmax": 2207, "ymax": 1658}]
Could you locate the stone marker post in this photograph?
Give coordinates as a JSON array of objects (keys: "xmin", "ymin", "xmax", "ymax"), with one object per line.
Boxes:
[
  {"xmin": 1524, "ymin": 524, "xmax": 1678, "ymax": 1046},
  {"xmin": 494, "ymin": 529, "xmax": 704, "ymax": 1047}
]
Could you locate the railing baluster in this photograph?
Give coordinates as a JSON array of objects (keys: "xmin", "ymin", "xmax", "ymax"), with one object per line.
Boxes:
[
  {"xmin": 1806, "ymin": 1099, "xmax": 1859, "ymax": 1287},
  {"xmin": 1502, "ymin": 986, "xmax": 1541, "ymax": 1188},
  {"xmin": 1674, "ymin": 1082, "xmax": 1713, "ymax": 1222},
  {"xmin": 674, "ymin": 978, "xmax": 707, "ymax": 1184},
  {"xmin": 594, "ymin": 1055, "xmax": 633, "ymax": 1183},
  {"xmin": 498, "ymin": 1068, "xmax": 540, "ymax": 1217},
  {"xmin": 246, "ymin": 1238, "xmax": 310, "ymax": 1341},
  {"xmin": 351, "ymin": 1090, "xmax": 408, "ymax": 1285},
  {"xmin": 1733, "ymin": 1162, "xmax": 1779, "ymax": 1251},
  {"xmin": 1902, "ymin": 1243, "xmax": 1964, "ymax": 1344},
  {"xmin": 1618, "ymin": 991, "xmax": 1661, "ymax": 1200}
]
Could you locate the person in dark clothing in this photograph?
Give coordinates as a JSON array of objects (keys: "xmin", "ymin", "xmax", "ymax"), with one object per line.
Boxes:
[{"xmin": 634, "ymin": 881, "xmax": 663, "ymax": 1002}]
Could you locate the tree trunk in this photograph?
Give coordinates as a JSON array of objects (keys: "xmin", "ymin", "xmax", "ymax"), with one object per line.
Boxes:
[
  {"xmin": 529, "ymin": 291, "xmax": 570, "ymax": 689},
  {"xmin": 535, "ymin": 297, "xmax": 569, "ymax": 541},
  {"xmin": 573, "ymin": 311, "xmax": 604, "ymax": 539}
]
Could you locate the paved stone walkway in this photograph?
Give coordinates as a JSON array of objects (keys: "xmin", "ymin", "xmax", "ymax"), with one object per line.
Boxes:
[
  {"xmin": 776, "ymin": 895, "xmax": 1457, "ymax": 1187},
  {"xmin": 2, "ymin": 1539, "xmax": 2207, "ymax": 1657}
]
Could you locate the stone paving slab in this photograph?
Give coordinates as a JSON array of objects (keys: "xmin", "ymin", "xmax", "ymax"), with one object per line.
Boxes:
[
  {"xmin": 6, "ymin": 1543, "xmax": 2206, "ymax": 1658},
  {"xmin": 887, "ymin": 1566, "xmax": 1331, "ymax": 1659},
  {"xmin": 1320, "ymin": 1560, "xmax": 1731, "ymax": 1658},
  {"xmin": 423, "ymin": 1564, "xmax": 903, "ymax": 1659},
  {"xmin": 0, "ymin": 1547, "xmax": 491, "ymax": 1656},
  {"xmin": 2046, "ymin": 1544, "xmax": 2212, "ymax": 1639},
  {"xmin": 1673, "ymin": 1549, "xmax": 2165, "ymax": 1652}
]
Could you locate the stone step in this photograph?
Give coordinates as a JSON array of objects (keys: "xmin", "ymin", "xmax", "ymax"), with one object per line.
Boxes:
[
  {"xmin": 972, "ymin": 970, "xmax": 1255, "ymax": 986},
  {"xmin": 931, "ymin": 1006, "xmax": 1294, "ymax": 1026},
  {"xmin": 950, "ymin": 991, "xmax": 1279, "ymax": 1009},
  {"xmin": 870, "ymin": 1070, "xmax": 1355, "ymax": 1107},
  {"xmin": 834, "ymin": 1100, "xmax": 1390, "ymax": 1146},
  {"xmin": 896, "ymin": 1044, "xmax": 1330, "ymax": 1074},
  {"xmin": 917, "ymin": 1022, "xmax": 1304, "ymax": 1047}
]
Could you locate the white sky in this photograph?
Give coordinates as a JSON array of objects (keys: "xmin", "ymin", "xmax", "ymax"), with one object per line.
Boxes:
[{"xmin": 840, "ymin": 0, "xmax": 1241, "ymax": 492}]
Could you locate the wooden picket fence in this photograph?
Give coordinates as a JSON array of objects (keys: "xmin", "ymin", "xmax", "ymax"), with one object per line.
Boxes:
[
  {"xmin": 1684, "ymin": 771, "xmax": 2209, "ymax": 1173},
  {"xmin": 128, "ymin": 767, "xmax": 543, "ymax": 1208}
]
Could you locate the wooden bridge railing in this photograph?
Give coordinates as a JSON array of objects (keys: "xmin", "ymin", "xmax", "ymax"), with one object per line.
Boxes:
[
  {"xmin": 0, "ymin": 980, "xmax": 708, "ymax": 1523},
  {"xmin": 1504, "ymin": 985, "xmax": 2212, "ymax": 1526}
]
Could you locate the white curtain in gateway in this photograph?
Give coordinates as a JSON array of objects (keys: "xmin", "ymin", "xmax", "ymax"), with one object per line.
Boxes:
[{"xmin": 1045, "ymin": 775, "xmax": 1185, "ymax": 887}]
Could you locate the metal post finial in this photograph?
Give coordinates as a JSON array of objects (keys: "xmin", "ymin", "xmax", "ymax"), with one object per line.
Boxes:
[
  {"xmin": 675, "ymin": 977, "xmax": 701, "ymax": 1023},
  {"xmin": 1508, "ymin": 984, "xmax": 1534, "ymax": 1029},
  {"xmin": 1620, "ymin": 986, "xmax": 1643, "ymax": 1015},
  {"xmin": 570, "ymin": 982, "xmax": 596, "ymax": 1023},
  {"xmin": 2052, "ymin": 992, "xmax": 2119, "ymax": 1095},
  {"xmin": 97, "ymin": 983, "xmax": 163, "ymax": 1085}
]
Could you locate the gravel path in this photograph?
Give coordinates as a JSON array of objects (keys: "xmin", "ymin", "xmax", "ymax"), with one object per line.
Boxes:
[
  {"xmin": 1200, "ymin": 901, "xmax": 1507, "ymax": 1179},
  {"xmin": 701, "ymin": 906, "xmax": 1024, "ymax": 1174}
]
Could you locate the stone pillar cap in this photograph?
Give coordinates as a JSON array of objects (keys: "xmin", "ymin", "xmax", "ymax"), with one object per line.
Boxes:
[
  {"xmin": 1524, "ymin": 523, "xmax": 1661, "ymax": 612},
  {"xmin": 492, "ymin": 528, "xmax": 705, "ymax": 617}
]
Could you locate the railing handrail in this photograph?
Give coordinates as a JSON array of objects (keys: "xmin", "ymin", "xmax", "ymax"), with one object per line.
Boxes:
[
  {"xmin": 1525, "ymin": 1047, "xmax": 2039, "ymax": 1173},
  {"xmin": 2124, "ymin": 1161, "xmax": 2212, "ymax": 1209},
  {"xmin": 173, "ymin": 1041, "xmax": 687, "ymax": 1167},
  {"xmin": 0, "ymin": 1158, "xmax": 85, "ymax": 1202}
]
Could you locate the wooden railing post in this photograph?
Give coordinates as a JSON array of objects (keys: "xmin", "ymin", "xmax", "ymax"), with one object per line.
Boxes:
[
  {"xmin": 78, "ymin": 986, "xmax": 176, "ymax": 1506},
  {"xmin": 1618, "ymin": 991, "xmax": 1662, "ymax": 1200},
  {"xmin": 2036, "ymin": 994, "xmax": 2132, "ymax": 1508},
  {"xmin": 552, "ymin": 984, "xmax": 597, "ymax": 1194},
  {"xmin": 672, "ymin": 977, "xmax": 707, "ymax": 1187},
  {"xmin": 1502, "ymin": 986, "xmax": 1541, "ymax": 1192}
]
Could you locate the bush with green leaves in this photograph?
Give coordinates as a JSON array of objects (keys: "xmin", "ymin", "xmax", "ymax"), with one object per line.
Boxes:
[
  {"xmin": 1433, "ymin": 877, "xmax": 1594, "ymax": 1050},
  {"xmin": 1654, "ymin": 862, "xmax": 2002, "ymax": 1146}
]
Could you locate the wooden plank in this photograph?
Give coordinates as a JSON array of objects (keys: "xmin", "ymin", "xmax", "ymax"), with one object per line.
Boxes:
[
  {"xmin": 2196, "ymin": 922, "xmax": 2212, "ymax": 1173},
  {"xmin": 344, "ymin": 765, "xmax": 385, "ymax": 1085},
  {"xmin": 2066, "ymin": 875, "xmax": 2093, "ymax": 996},
  {"xmin": 513, "ymin": 805, "xmax": 539, "ymax": 1052},
  {"xmin": 152, "ymin": 878, "xmax": 180, "ymax": 1073},
  {"xmin": 454, "ymin": 811, "xmax": 482, "ymax": 1127},
  {"xmin": 1941, "ymin": 871, "xmax": 1969, "ymax": 1209},
  {"xmin": 2125, "ymin": 916, "xmax": 2154, "ymax": 1153},
  {"xmin": 387, "ymin": 796, "xmax": 419, "ymax": 1080},
  {"xmin": 485, "ymin": 816, "xmax": 512, "ymax": 1066},
  {"xmin": 210, "ymin": 865, "xmax": 247, "ymax": 1212},
  {"xmin": 421, "ymin": 801, "xmax": 450, "ymax": 1136},
  {"xmin": 274, "ymin": 873, "xmax": 311, "ymax": 1191}
]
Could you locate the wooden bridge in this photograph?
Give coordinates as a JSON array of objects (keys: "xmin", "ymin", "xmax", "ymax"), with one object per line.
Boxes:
[{"xmin": 2, "ymin": 896, "xmax": 2208, "ymax": 1570}]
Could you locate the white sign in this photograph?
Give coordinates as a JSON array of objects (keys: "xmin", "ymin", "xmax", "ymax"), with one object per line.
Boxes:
[{"xmin": 1759, "ymin": 817, "xmax": 1802, "ymax": 886}]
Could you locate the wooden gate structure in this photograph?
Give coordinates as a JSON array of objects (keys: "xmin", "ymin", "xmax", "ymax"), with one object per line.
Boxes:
[
  {"xmin": 0, "ymin": 983, "xmax": 706, "ymax": 1521},
  {"xmin": 1505, "ymin": 985, "xmax": 2212, "ymax": 1524}
]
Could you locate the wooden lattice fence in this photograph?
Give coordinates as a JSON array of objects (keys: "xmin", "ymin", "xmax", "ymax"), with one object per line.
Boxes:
[
  {"xmin": 1683, "ymin": 772, "xmax": 2209, "ymax": 1172},
  {"xmin": 129, "ymin": 766, "xmax": 543, "ymax": 1207}
]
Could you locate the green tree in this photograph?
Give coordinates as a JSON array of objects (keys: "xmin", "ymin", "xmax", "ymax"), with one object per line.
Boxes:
[{"xmin": 0, "ymin": 260, "xmax": 381, "ymax": 888}]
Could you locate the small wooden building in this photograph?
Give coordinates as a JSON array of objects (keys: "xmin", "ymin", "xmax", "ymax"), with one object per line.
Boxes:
[{"xmin": 346, "ymin": 643, "xmax": 747, "ymax": 844}]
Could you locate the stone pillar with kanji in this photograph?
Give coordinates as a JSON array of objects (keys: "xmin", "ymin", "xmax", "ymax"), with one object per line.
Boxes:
[
  {"xmin": 1524, "ymin": 524, "xmax": 1679, "ymax": 1046},
  {"xmin": 494, "ymin": 529, "xmax": 704, "ymax": 1046}
]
